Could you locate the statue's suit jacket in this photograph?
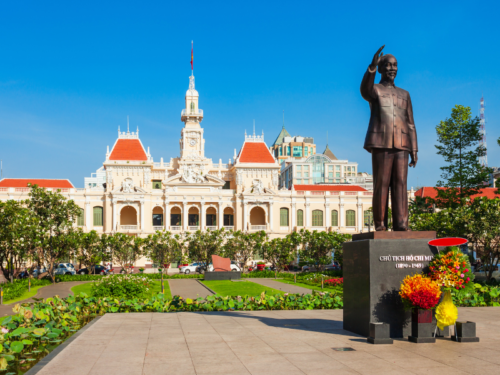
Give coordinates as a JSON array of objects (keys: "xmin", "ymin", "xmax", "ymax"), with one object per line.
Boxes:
[{"xmin": 360, "ymin": 69, "xmax": 418, "ymax": 153}]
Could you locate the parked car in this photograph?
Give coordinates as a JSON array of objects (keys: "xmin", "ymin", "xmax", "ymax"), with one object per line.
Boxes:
[
  {"xmin": 207, "ymin": 261, "xmax": 241, "ymax": 272},
  {"xmin": 32, "ymin": 267, "xmax": 48, "ymax": 278},
  {"xmin": 179, "ymin": 263, "xmax": 205, "ymax": 274},
  {"xmin": 55, "ymin": 263, "xmax": 76, "ymax": 276},
  {"xmin": 77, "ymin": 265, "xmax": 110, "ymax": 275},
  {"xmin": 302, "ymin": 262, "xmax": 340, "ymax": 272},
  {"xmin": 473, "ymin": 265, "xmax": 500, "ymax": 282}
]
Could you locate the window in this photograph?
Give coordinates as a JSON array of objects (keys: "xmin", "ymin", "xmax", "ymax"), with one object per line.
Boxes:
[
  {"xmin": 336, "ymin": 179, "xmax": 340, "ymax": 183},
  {"xmin": 223, "ymin": 181, "xmax": 231, "ymax": 189},
  {"xmin": 297, "ymin": 210, "xmax": 304, "ymax": 226},
  {"xmin": 206, "ymin": 214, "xmax": 217, "ymax": 226},
  {"xmin": 297, "ymin": 172, "xmax": 302, "ymax": 178},
  {"xmin": 331, "ymin": 210, "xmax": 339, "ymax": 226},
  {"xmin": 312, "ymin": 210, "xmax": 323, "ymax": 226},
  {"xmin": 152, "ymin": 214, "xmax": 163, "ymax": 226},
  {"xmin": 224, "ymin": 214, "xmax": 234, "ymax": 226},
  {"xmin": 279, "ymin": 148, "xmax": 283, "ymax": 156},
  {"xmin": 304, "ymin": 147, "xmax": 308, "ymax": 156},
  {"xmin": 328, "ymin": 165, "xmax": 333, "ymax": 171},
  {"xmin": 297, "ymin": 179, "xmax": 302, "ymax": 184},
  {"xmin": 280, "ymin": 208, "xmax": 289, "ymax": 226},
  {"xmin": 347, "ymin": 167, "xmax": 351, "ymax": 171},
  {"xmin": 304, "ymin": 172, "xmax": 309, "ymax": 178},
  {"xmin": 364, "ymin": 210, "xmax": 373, "ymax": 227},
  {"xmin": 152, "ymin": 180, "xmax": 162, "ymax": 189},
  {"xmin": 77, "ymin": 208, "xmax": 84, "ymax": 226},
  {"xmin": 336, "ymin": 172, "xmax": 340, "ymax": 177},
  {"xmin": 297, "ymin": 165, "xmax": 302, "ymax": 171},
  {"xmin": 190, "ymin": 102, "xmax": 195, "ymax": 112},
  {"xmin": 287, "ymin": 146, "xmax": 291, "ymax": 155},
  {"xmin": 336, "ymin": 165, "xmax": 340, "ymax": 171},
  {"xmin": 293, "ymin": 146, "xmax": 302, "ymax": 157},
  {"xmin": 171, "ymin": 214, "xmax": 181, "ymax": 226},
  {"xmin": 93, "ymin": 207, "xmax": 103, "ymax": 226},
  {"xmin": 328, "ymin": 172, "xmax": 333, "ymax": 178},
  {"xmin": 346, "ymin": 210, "xmax": 356, "ymax": 227},
  {"xmin": 304, "ymin": 179, "xmax": 309, "ymax": 184}
]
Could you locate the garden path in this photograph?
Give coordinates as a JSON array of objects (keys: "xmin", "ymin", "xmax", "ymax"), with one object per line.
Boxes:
[
  {"xmin": 169, "ymin": 279, "xmax": 213, "ymax": 299},
  {"xmin": 0, "ymin": 281, "xmax": 92, "ymax": 317},
  {"xmin": 250, "ymin": 278, "xmax": 313, "ymax": 294}
]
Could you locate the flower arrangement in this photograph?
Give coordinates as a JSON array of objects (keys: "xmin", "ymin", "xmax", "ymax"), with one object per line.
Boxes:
[
  {"xmin": 399, "ymin": 274, "xmax": 442, "ymax": 310},
  {"xmin": 427, "ymin": 246, "xmax": 474, "ymax": 292},
  {"xmin": 324, "ymin": 278, "xmax": 343, "ymax": 287}
]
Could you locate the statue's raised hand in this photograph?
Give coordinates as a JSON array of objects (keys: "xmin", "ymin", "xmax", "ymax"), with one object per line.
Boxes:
[{"xmin": 370, "ymin": 45, "xmax": 385, "ymax": 71}]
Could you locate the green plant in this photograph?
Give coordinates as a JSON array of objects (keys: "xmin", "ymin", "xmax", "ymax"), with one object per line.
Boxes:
[{"xmin": 90, "ymin": 275, "xmax": 151, "ymax": 298}]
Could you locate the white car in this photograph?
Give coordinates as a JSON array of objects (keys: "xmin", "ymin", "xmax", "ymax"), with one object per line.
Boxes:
[
  {"xmin": 55, "ymin": 263, "xmax": 76, "ymax": 276},
  {"xmin": 179, "ymin": 262, "xmax": 204, "ymax": 274},
  {"xmin": 207, "ymin": 262, "xmax": 241, "ymax": 272}
]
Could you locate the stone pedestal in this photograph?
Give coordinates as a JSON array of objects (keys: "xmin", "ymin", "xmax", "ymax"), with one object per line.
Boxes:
[
  {"xmin": 451, "ymin": 321, "xmax": 480, "ymax": 343},
  {"xmin": 343, "ymin": 232, "xmax": 436, "ymax": 338},
  {"xmin": 204, "ymin": 271, "xmax": 241, "ymax": 281}
]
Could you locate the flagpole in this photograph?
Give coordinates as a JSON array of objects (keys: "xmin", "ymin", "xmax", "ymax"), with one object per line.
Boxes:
[{"xmin": 191, "ymin": 40, "xmax": 193, "ymax": 77}]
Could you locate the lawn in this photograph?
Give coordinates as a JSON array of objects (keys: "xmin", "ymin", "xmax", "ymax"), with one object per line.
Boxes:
[
  {"xmin": 4, "ymin": 285, "xmax": 48, "ymax": 305},
  {"xmin": 71, "ymin": 280, "xmax": 172, "ymax": 299},
  {"xmin": 201, "ymin": 280, "xmax": 284, "ymax": 297},
  {"xmin": 274, "ymin": 279, "xmax": 343, "ymax": 294}
]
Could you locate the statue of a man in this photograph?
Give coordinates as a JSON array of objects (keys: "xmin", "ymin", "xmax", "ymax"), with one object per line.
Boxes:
[{"xmin": 360, "ymin": 46, "xmax": 418, "ymax": 231}]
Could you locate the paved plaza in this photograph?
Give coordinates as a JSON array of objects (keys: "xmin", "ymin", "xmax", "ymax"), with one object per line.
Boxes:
[{"xmin": 32, "ymin": 307, "xmax": 500, "ymax": 375}]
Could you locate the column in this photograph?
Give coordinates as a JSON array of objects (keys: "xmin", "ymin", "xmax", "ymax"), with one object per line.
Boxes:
[
  {"xmin": 85, "ymin": 202, "xmax": 91, "ymax": 230},
  {"xmin": 200, "ymin": 202, "xmax": 205, "ymax": 230},
  {"xmin": 112, "ymin": 201, "xmax": 117, "ymax": 232},
  {"xmin": 340, "ymin": 202, "xmax": 345, "ymax": 227},
  {"xmin": 305, "ymin": 201, "xmax": 310, "ymax": 227},
  {"xmin": 357, "ymin": 203, "xmax": 363, "ymax": 232},
  {"xmin": 165, "ymin": 202, "xmax": 170, "ymax": 230},
  {"xmin": 243, "ymin": 201, "xmax": 248, "ymax": 231},
  {"xmin": 325, "ymin": 203, "xmax": 330, "ymax": 228},
  {"xmin": 140, "ymin": 200, "xmax": 145, "ymax": 230},
  {"xmin": 183, "ymin": 202, "xmax": 188, "ymax": 231},
  {"xmin": 269, "ymin": 202, "xmax": 274, "ymax": 231},
  {"xmin": 219, "ymin": 204, "xmax": 224, "ymax": 229},
  {"xmin": 291, "ymin": 202, "xmax": 296, "ymax": 229}
]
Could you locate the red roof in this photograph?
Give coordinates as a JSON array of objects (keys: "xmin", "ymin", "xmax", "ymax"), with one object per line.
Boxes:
[
  {"xmin": 415, "ymin": 187, "xmax": 500, "ymax": 200},
  {"xmin": 238, "ymin": 142, "xmax": 275, "ymax": 163},
  {"xmin": 109, "ymin": 139, "xmax": 148, "ymax": 161},
  {"xmin": 0, "ymin": 179, "xmax": 74, "ymax": 189},
  {"xmin": 294, "ymin": 185, "xmax": 367, "ymax": 192}
]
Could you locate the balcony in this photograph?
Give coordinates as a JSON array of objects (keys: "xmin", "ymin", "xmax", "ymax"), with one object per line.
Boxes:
[
  {"xmin": 181, "ymin": 109, "xmax": 203, "ymax": 121},
  {"xmin": 152, "ymin": 226, "xmax": 164, "ymax": 231},
  {"xmin": 171, "ymin": 226, "xmax": 182, "ymax": 231},
  {"xmin": 121, "ymin": 225, "xmax": 138, "ymax": 230},
  {"xmin": 251, "ymin": 225, "xmax": 267, "ymax": 231},
  {"xmin": 188, "ymin": 226, "xmax": 199, "ymax": 231},
  {"xmin": 206, "ymin": 226, "xmax": 217, "ymax": 231},
  {"xmin": 223, "ymin": 226, "xmax": 234, "ymax": 230}
]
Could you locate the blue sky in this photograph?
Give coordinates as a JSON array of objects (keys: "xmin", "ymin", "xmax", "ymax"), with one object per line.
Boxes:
[{"xmin": 1, "ymin": 0, "xmax": 498, "ymax": 188}]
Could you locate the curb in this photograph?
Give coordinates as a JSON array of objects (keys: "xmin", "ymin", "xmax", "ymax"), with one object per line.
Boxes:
[
  {"xmin": 196, "ymin": 279, "xmax": 216, "ymax": 295},
  {"xmin": 25, "ymin": 315, "xmax": 103, "ymax": 375}
]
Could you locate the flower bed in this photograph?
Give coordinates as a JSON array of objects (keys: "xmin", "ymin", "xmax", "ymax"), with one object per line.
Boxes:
[
  {"xmin": 91, "ymin": 275, "xmax": 151, "ymax": 298},
  {"xmin": 324, "ymin": 278, "xmax": 343, "ymax": 287}
]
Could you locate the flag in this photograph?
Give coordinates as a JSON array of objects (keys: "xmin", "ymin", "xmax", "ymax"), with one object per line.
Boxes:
[{"xmin": 190, "ymin": 41, "xmax": 193, "ymax": 70}]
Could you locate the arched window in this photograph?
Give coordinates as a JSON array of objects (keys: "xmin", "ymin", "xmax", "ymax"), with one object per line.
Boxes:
[
  {"xmin": 346, "ymin": 210, "xmax": 356, "ymax": 227},
  {"xmin": 331, "ymin": 210, "xmax": 338, "ymax": 226},
  {"xmin": 364, "ymin": 210, "xmax": 373, "ymax": 227},
  {"xmin": 93, "ymin": 207, "xmax": 103, "ymax": 227},
  {"xmin": 312, "ymin": 210, "xmax": 323, "ymax": 227},
  {"xmin": 280, "ymin": 208, "xmax": 289, "ymax": 226},
  {"xmin": 297, "ymin": 209, "xmax": 304, "ymax": 227},
  {"xmin": 77, "ymin": 208, "xmax": 84, "ymax": 226}
]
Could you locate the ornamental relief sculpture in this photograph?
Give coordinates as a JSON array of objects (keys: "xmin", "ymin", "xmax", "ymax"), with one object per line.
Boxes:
[{"xmin": 181, "ymin": 164, "xmax": 207, "ymax": 184}]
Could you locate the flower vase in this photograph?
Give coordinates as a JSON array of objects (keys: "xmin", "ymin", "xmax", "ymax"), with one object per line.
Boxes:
[{"xmin": 408, "ymin": 308, "xmax": 436, "ymax": 343}]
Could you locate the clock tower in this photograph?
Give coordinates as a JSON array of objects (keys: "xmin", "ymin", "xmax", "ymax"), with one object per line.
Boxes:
[{"xmin": 180, "ymin": 74, "xmax": 205, "ymax": 160}]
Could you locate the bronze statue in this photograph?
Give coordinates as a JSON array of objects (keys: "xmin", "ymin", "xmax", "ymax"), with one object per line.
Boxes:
[{"xmin": 360, "ymin": 46, "xmax": 418, "ymax": 231}]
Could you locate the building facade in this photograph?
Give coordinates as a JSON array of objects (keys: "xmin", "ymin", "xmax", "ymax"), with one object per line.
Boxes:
[{"xmin": 0, "ymin": 74, "xmax": 376, "ymax": 267}]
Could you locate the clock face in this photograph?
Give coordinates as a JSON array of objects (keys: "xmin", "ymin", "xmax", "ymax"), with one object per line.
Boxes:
[{"xmin": 189, "ymin": 139, "xmax": 197, "ymax": 146}]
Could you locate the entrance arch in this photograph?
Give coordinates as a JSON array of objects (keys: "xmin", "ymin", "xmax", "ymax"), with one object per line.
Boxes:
[
  {"xmin": 250, "ymin": 206, "xmax": 266, "ymax": 230},
  {"xmin": 120, "ymin": 206, "xmax": 137, "ymax": 229}
]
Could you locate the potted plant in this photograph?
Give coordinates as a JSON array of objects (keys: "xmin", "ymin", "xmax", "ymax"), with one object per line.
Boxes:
[
  {"xmin": 400, "ymin": 274, "xmax": 442, "ymax": 343},
  {"xmin": 257, "ymin": 262, "xmax": 266, "ymax": 271},
  {"xmin": 139, "ymin": 267, "xmax": 145, "ymax": 274}
]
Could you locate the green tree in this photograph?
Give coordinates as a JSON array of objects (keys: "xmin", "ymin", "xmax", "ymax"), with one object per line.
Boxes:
[
  {"xmin": 0, "ymin": 199, "xmax": 40, "ymax": 281},
  {"xmin": 299, "ymin": 229, "xmax": 351, "ymax": 270},
  {"xmin": 108, "ymin": 233, "xmax": 142, "ymax": 273},
  {"xmin": 186, "ymin": 229, "xmax": 227, "ymax": 271},
  {"xmin": 144, "ymin": 231, "xmax": 180, "ymax": 293},
  {"xmin": 75, "ymin": 230, "xmax": 110, "ymax": 275},
  {"xmin": 435, "ymin": 105, "xmax": 491, "ymax": 208},
  {"xmin": 27, "ymin": 184, "xmax": 81, "ymax": 282},
  {"xmin": 262, "ymin": 234, "xmax": 299, "ymax": 272},
  {"xmin": 464, "ymin": 197, "xmax": 500, "ymax": 281},
  {"xmin": 223, "ymin": 230, "xmax": 267, "ymax": 272}
]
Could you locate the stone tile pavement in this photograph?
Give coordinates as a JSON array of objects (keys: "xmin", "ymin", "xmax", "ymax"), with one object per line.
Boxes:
[{"xmin": 33, "ymin": 307, "xmax": 500, "ymax": 375}]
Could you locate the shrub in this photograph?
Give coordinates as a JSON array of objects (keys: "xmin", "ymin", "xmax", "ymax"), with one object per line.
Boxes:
[
  {"xmin": 324, "ymin": 278, "xmax": 343, "ymax": 287},
  {"xmin": 1, "ymin": 279, "xmax": 52, "ymax": 302},
  {"xmin": 90, "ymin": 275, "xmax": 151, "ymax": 298}
]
